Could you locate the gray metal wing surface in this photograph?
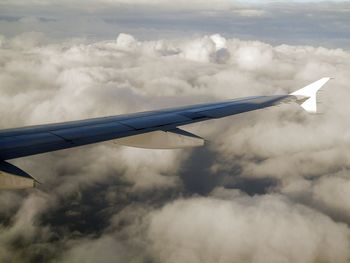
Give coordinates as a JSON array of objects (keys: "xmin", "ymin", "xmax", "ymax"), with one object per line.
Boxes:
[
  {"xmin": 0, "ymin": 77, "xmax": 332, "ymax": 189},
  {"xmin": 0, "ymin": 95, "xmax": 290, "ymax": 161}
]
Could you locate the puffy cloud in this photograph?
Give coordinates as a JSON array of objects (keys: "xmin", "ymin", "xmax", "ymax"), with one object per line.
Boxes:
[
  {"xmin": 148, "ymin": 193, "xmax": 350, "ymax": 263},
  {"xmin": 234, "ymin": 42, "xmax": 274, "ymax": 70},
  {"xmin": 281, "ymin": 172, "xmax": 350, "ymax": 224},
  {"xmin": 59, "ymin": 236, "xmax": 133, "ymax": 263},
  {"xmin": 0, "ymin": 191, "xmax": 56, "ymax": 262},
  {"xmin": 0, "ymin": 32, "xmax": 350, "ymax": 262},
  {"xmin": 116, "ymin": 33, "xmax": 138, "ymax": 51},
  {"xmin": 233, "ymin": 9, "xmax": 267, "ymax": 17}
]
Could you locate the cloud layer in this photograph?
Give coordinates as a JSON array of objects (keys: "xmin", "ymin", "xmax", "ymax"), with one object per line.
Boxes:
[
  {"xmin": 0, "ymin": 32, "xmax": 350, "ymax": 262},
  {"xmin": 148, "ymin": 193, "xmax": 350, "ymax": 263},
  {"xmin": 1, "ymin": 1, "xmax": 349, "ymax": 48}
]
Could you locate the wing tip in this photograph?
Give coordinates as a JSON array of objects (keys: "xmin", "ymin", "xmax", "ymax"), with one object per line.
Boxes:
[{"xmin": 290, "ymin": 77, "xmax": 332, "ymax": 113}]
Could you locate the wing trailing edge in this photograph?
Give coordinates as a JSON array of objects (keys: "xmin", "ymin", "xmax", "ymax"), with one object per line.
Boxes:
[
  {"xmin": 114, "ymin": 128, "xmax": 204, "ymax": 149},
  {"xmin": 0, "ymin": 161, "xmax": 37, "ymax": 189}
]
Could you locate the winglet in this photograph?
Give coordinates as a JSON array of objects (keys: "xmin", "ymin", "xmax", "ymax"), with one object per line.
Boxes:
[{"xmin": 290, "ymin": 77, "xmax": 332, "ymax": 113}]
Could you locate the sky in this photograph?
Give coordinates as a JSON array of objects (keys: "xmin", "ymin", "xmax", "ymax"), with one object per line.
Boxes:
[
  {"xmin": 0, "ymin": 1, "xmax": 350, "ymax": 263},
  {"xmin": 0, "ymin": 0, "xmax": 349, "ymax": 47}
]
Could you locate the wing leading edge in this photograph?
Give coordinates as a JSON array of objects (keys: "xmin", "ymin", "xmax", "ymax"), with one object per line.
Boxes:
[
  {"xmin": 0, "ymin": 95, "xmax": 289, "ymax": 160},
  {"xmin": 0, "ymin": 78, "xmax": 331, "ymax": 189}
]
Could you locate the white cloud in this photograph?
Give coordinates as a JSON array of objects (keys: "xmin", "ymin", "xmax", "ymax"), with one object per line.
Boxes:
[
  {"xmin": 148, "ymin": 193, "xmax": 350, "ymax": 263},
  {"xmin": 233, "ymin": 9, "xmax": 267, "ymax": 17}
]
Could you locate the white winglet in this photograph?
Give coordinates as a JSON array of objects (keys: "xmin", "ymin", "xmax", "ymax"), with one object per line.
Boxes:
[{"xmin": 290, "ymin": 77, "xmax": 331, "ymax": 113}]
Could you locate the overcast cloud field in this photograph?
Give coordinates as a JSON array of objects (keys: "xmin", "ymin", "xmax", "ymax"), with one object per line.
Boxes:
[{"xmin": 0, "ymin": 0, "xmax": 350, "ymax": 262}]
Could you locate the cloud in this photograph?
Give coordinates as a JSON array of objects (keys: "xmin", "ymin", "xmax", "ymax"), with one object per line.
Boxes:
[
  {"xmin": 148, "ymin": 192, "xmax": 350, "ymax": 263},
  {"xmin": 233, "ymin": 9, "xmax": 267, "ymax": 17},
  {"xmin": 59, "ymin": 235, "xmax": 132, "ymax": 263},
  {"xmin": 1, "ymin": 1, "xmax": 350, "ymax": 48},
  {"xmin": 0, "ymin": 32, "xmax": 350, "ymax": 262},
  {"xmin": 281, "ymin": 172, "xmax": 350, "ymax": 224},
  {"xmin": 0, "ymin": 0, "xmax": 235, "ymax": 11}
]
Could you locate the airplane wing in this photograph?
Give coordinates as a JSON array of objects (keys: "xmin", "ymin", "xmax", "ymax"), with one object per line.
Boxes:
[{"xmin": 0, "ymin": 78, "xmax": 331, "ymax": 189}]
